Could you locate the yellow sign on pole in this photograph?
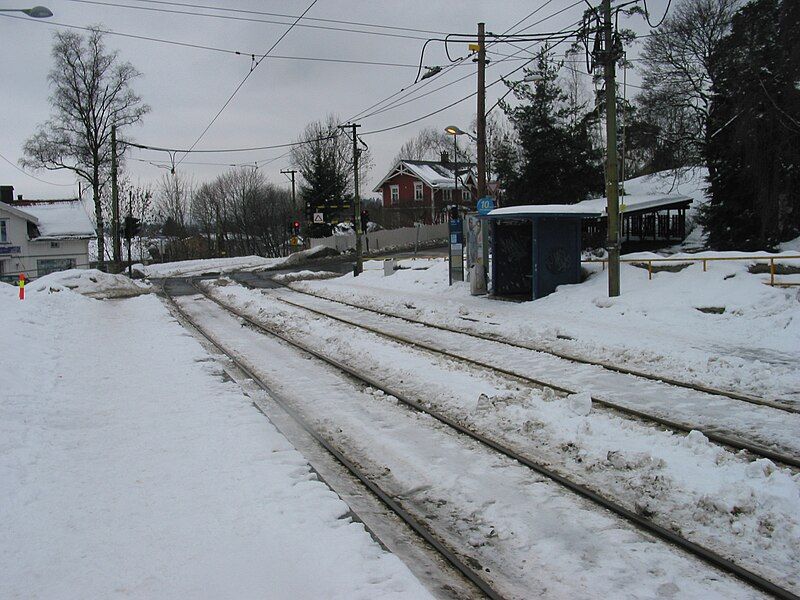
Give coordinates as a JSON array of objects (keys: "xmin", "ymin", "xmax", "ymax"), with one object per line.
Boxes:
[{"xmin": 468, "ymin": 43, "xmax": 481, "ymax": 52}]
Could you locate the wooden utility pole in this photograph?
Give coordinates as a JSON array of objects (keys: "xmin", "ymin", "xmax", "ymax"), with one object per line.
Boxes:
[
  {"xmin": 111, "ymin": 125, "xmax": 121, "ymax": 272},
  {"xmin": 602, "ymin": 0, "xmax": 621, "ymax": 296},
  {"xmin": 476, "ymin": 22, "xmax": 487, "ymax": 200},
  {"xmin": 339, "ymin": 123, "xmax": 363, "ymax": 275},
  {"xmin": 281, "ymin": 169, "xmax": 297, "ymax": 209}
]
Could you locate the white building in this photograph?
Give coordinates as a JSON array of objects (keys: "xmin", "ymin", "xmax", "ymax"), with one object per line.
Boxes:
[{"xmin": 0, "ymin": 186, "xmax": 95, "ymax": 282}]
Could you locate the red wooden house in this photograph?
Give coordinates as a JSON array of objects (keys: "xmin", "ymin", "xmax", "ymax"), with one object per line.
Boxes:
[{"xmin": 372, "ymin": 152, "xmax": 478, "ymax": 224}]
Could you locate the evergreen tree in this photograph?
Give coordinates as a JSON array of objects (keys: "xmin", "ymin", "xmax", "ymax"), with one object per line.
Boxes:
[
  {"xmin": 499, "ymin": 48, "xmax": 603, "ymax": 206},
  {"xmin": 701, "ymin": 0, "xmax": 800, "ymax": 249},
  {"xmin": 290, "ymin": 114, "xmax": 371, "ymax": 237}
]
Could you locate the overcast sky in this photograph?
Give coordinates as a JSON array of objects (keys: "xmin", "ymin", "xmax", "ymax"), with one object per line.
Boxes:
[{"xmin": 0, "ymin": 0, "xmax": 669, "ymax": 201}]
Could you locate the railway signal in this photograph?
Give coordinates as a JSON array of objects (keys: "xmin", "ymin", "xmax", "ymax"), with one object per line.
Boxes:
[{"xmin": 123, "ymin": 215, "xmax": 141, "ymax": 239}]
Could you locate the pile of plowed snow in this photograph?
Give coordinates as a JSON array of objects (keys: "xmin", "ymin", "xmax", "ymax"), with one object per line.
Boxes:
[{"xmin": 28, "ymin": 269, "xmax": 151, "ymax": 299}]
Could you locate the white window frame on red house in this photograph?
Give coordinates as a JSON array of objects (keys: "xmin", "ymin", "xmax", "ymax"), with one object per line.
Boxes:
[
  {"xmin": 463, "ymin": 189, "xmax": 472, "ymax": 202},
  {"xmin": 390, "ymin": 184, "xmax": 399, "ymax": 204},
  {"xmin": 442, "ymin": 188, "xmax": 452, "ymax": 201},
  {"xmin": 414, "ymin": 181, "xmax": 424, "ymax": 201}
]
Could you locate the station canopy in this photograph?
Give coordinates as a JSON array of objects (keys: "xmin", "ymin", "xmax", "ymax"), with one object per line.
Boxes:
[{"xmin": 488, "ymin": 194, "xmax": 693, "ymax": 219}]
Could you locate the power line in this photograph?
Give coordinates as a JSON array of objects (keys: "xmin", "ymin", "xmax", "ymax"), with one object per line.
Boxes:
[
  {"xmin": 0, "ymin": 151, "xmax": 76, "ymax": 187},
  {"xmin": 361, "ymin": 29, "xmax": 580, "ymax": 122},
  {"xmin": 352, "ymin": 2, "xmax": 586, "ymax": 123},
  {"xmin": 123, "ymin": 0, "xmax": 453, "ymax": 37},
  {"xmin": 362, "ymin": 29, "xmax": 582, "ymax": 137},
  {"xmin": 0, "ymin": 14, "xmax": 433, "ymax": 69},
  {"xmin": 642, "ymin": 0, "xmax": 673, "ymax": 28},
  {"xmin": 176, "ymin": 0, "xmax": 319, "ymax": 165},
  {"xmin": 62, "ymin": 0, "xmax": 453, "ymax": 42},
  {"xmin": 121, "ymin": 1, "xmax": 587, "ymax": 158}
]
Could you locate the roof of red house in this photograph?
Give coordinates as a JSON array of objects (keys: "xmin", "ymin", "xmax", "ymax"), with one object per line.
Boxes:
[{"xmin": 372, "ymin": 159, "xmax": 477, "ymax": 192}]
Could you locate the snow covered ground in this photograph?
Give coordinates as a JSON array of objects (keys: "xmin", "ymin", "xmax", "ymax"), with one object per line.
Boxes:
[{"xmin": 0, "ymin": 282, "xmax": 430, "ymax": 599}]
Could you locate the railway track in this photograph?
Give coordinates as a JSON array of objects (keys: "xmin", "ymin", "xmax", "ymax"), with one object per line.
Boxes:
[
  {"xmin": 231, "ymin": 276, "xmax": 800, "ymax": 469},
  {"xmin": 160, "ymin": 279, "xmax": 498, "ymax": 600},
  {"xmin": 269, "ymin": 292, "xmax": 800, "ymax": 469},
  {"xmin": 275, "ymin": 281, "xmax": 797, "ymax": 415},
  {"xmin": 179, "ymin": 277, "xmax": 799, "ymax": 600}
]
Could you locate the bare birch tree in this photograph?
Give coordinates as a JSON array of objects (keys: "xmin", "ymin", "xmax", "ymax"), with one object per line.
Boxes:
[{"xmin": 21, "ymin": 27, "xmax": 149, "ymax": 269}]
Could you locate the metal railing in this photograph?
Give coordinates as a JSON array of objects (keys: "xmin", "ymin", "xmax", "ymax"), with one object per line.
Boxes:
[{"xmin": 583, "ymin": 254, "xmax": 800, "ymax": 286}]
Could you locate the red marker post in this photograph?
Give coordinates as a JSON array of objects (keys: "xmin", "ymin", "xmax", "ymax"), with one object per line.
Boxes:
[{"xmin": 18, "ymin": 273, "xmax": 25, "ymax": 300}]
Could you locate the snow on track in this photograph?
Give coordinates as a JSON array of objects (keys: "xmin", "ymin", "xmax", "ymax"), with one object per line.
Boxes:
[
  {"xmin": 0, "ymin": 287, "xmax": 429, "ymax": 599},
  {"xmin": 293, "ymin": 258, "xmax": 800, "ymax": 404},
  {"xmin": 180, "ymin": 286, "xmax": 780, "ymax": 598},
  {"xmin": 200, "ymin": 279, "xmax": 800, "ymax": 594},
  {"xmin": 273, "ymin": 286, "xmax": 800, "ymax": 459}
]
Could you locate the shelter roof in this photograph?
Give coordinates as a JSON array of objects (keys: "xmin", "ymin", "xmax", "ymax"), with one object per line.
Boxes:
[{"xmin": 488, "ymin": 194, "xmax": 692, "ymax": 219}]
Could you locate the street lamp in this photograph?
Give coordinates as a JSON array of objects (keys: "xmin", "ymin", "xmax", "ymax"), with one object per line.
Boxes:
[
  {"xmin": 445, "ymin": 125, "xmax": 477, "ymax": 211},
  {"xmin": 0, "ymin": 5, "xmax": 53, "ymax": 17}
]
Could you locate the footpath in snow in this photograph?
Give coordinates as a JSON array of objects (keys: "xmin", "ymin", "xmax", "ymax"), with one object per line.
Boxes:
[{"xmin": 0, "ymin": 277, "xmax": 429, "ymax": 599}]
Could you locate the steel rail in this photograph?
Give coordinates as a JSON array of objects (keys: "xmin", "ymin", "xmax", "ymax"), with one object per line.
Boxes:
[
  {"xmin": 277, "ymin": 282, "xmax": 798, "ymax": 415},
  {"xmin": 159, "ymin": 279, "xmax": 504, "ymax": 600},
  {"xmin": 271, "ymin": 293, "xmax": 800, "ymax": 470},
  {"xmin": 192, "ymin": 278, "xmax": 799, "ymax": 600}
]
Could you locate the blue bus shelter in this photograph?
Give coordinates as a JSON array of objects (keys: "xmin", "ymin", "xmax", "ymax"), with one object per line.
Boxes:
[{"xmin": 486, "ymin": 204, "xmax": 602, "ymax": 300}]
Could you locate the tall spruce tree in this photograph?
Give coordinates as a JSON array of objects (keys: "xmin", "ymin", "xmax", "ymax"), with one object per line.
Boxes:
[
  {"xmin": 701, "ymin": 0, "xmax": 800, "ymax": 249},
  {"xmin": 499, "ymin": 48, "xmax": 603, "ymax": 206}
]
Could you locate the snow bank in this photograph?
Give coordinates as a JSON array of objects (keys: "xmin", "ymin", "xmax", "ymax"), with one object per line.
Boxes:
[
  {"xmin": 137, "ymin": 255, "xmax": 283, "ymax": 277},
  {"xmin": 273, "ymin": 270, "xmax": 342, "ymax": 283},
  {"xmin": 0, "ymin": 284, "xmax": 429, "ymax": 598},
  {"xmin": 27, "ymin": 268, "xmax": 150, "ymax": 299}
]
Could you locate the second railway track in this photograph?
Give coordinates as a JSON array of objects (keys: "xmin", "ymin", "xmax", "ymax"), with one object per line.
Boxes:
[{"xmin": 275, "ymin": 280, "xmax": 797, "ymax": 415}]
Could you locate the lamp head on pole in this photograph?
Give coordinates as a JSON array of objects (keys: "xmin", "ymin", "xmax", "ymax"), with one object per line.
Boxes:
[
  {"xmin": 445, "ymin": 125, "xmax": 465, "ymax": 136},
  {"xmin": 20, "ymin": 5, "xmax": 53, "ymax": 17}
]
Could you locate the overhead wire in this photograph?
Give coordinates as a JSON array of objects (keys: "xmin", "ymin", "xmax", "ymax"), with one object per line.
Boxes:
[
  {"xmin": 362, "ymin": 27, "xmax": 583, "ymax": 137},
  {"xmin": 642, "ymin": 0, "xmax": 673, "ymax": 28},
  {"xmin": 122, "ymin": 0, "xmax": 453, "ymax": 36},
  {"xmin": 0, "ymin": 14, "xmax": 430, "ymax": 68},
  {"xmin": 355, "ymin": 1, "xmax": 586, "ymax": 124},
  {"xmin": 120, "ymin": 0, "xmax": 588, "ymax": 162},
  {"xmin": 0, "ymin": 151, "xmax": 76, "ymax": 187},
  {"xmin": 175, "ymin": 0, "xmax": 319, "ymax": 166},
  {"xmin": 62, "ymin": 0, "xmax": 454, "ymax": 41}
]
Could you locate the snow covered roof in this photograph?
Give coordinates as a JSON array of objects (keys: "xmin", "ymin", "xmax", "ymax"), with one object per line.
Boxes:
[
  {"xmin": 10, "ymin": 199, "xmax": 96, "ymax": 240},
  {"xmin": 489, "ymin": 194, "xmax": 692, "ymax": 219},
  {"xmin": 372, "ymin": 159, "xmax": 477, "ymax": 192}
]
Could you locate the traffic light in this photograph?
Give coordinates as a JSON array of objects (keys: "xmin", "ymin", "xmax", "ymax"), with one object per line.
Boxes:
[
  {"xmin": 360, "ymin": 210, "xmax": 369, "ymax": 232},
  {"xmin": 123, "ymin": 215, "xmax": 141, "ymax": 239},
  {"xmin": 293, "ymin": 220, "xmax": 301, "ymax": 235}
]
